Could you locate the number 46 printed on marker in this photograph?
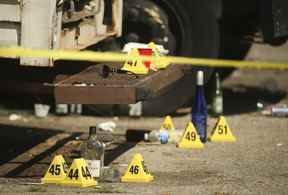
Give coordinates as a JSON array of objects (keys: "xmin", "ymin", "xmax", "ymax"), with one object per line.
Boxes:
[{"xmin": 129, "ymin": 165, "xmax": 139, "ymax": 174}]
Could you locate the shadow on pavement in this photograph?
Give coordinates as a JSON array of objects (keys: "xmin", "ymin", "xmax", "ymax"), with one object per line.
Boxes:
[
  {"xmin": 173, "ymin": 83, "xmax": 287, "ymax": 116},
  {"xmin": 223, "ymin": 84, "xmax": 286, "ymax": 115},
  {"xmin": 104, "ymin": 129, "xmax": 148, "ymax": 165},
  {"xmin": 105, "ymin": 142, "xmax": 138, "ymax": 165},
  {"xmin": 0, "ymin": 124, "xmax": 141, "ymax": 178},
  {"xmin": 0, "ymin": 124, "xmax": 82, "ymax": 178},
  {"xmin": 0, "ymin": 125, "xmax": 60, "ymax": 166}
]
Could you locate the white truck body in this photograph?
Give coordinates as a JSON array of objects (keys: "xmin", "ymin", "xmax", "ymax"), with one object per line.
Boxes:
[{"xmin": 0, "ymin": 0, "xmax": 123, "ymax": 66}]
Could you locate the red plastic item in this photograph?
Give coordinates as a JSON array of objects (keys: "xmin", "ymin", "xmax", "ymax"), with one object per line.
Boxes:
[{"xmin": 137, "ymin": 48, "xmax": 153, "ymax": 68}]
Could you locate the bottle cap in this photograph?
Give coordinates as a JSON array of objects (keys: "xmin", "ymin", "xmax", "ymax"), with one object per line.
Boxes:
[
  {"xmin": 159, "ymin": 131, "xmax": 169, "ymax": 144},
  {"xmin": 197, "ymin": 71, "xmax": 204, "ymax": 86},
  {"xmin": 89, "ymin": 126, "xmax": 97, "ymax": 135}
]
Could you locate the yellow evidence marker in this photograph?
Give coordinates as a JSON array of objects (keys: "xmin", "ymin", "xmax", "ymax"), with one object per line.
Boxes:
[
  {"xmin": 209, "ymin": 116, "xmax": 236, "ymax": 142},
  {"xmin": 121, "ymin": 153, "xmax": 154, "ymax": 183},
  {"xmin": 147, "ymin": 42, "xmax": 170, "ymax": 69},
  {"xmin": 61, "ymin": 158, "xmax": 97, "ymax": 187},
  {"xmin": 121, "ymin": 48, "xmax": 149, "ymax": 75},
  {"xmin": 41, "ymin": 155, "xmax": 68, "ymax": 184},
  {"xmin": 160, "ymin": 115, "xmax": 175, "ymax": 131},
  {"xmin": 177, "ymin": 121, "xmax": 204, "ymax": 149}
]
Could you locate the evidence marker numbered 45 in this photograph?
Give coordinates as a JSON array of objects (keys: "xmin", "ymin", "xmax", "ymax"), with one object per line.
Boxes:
[{"xmin": 41, "ymin": 155, "xmax": 68, "ymax": 184}]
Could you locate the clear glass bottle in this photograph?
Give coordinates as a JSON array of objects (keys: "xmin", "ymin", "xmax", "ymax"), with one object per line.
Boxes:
[
  {"xmin": 144, "ymin": 130, "xmax": 160, "ymax": 142},
  {"xmin": 144, "ymin": 130, "xmax": 169, "ymax": 144},
  {"xmin": 81, "ymin": 126, "xmax": 105, "ymax": 178},
  {"xmin": 191, "ymin": 71, "xmax": 207, "ymax": 143}
]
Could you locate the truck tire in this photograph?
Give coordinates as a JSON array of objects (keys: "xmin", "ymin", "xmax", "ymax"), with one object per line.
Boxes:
[{"xmin": 138, "ymin": 0, "xmax": 221, "ymax": 115}]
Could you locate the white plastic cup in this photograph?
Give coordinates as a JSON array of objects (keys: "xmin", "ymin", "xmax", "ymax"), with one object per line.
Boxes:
[{"xmin": 34, "ymin": 104, "xmax": 50, "ymax": 118}]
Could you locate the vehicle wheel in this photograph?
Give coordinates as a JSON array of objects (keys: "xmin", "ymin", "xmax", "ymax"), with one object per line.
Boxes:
[
  {"xmin": 85, "ymin": 0, "xmax": 221, "ymax": 116},
  {"xmin": 135, "ymin": 0, "xmax": 221, "ymax": 115}
]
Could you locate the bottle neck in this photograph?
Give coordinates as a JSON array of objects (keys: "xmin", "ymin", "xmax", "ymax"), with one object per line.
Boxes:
[
  {"xmin": 196, "ymin": 71, "xmax": 204, "ymax": 86},
  {"xmin": 88, "ymin": 133, "xmax": 98, "ymax": 140},
  {"xmin": 89, "ymin": 126, "xmax": 97, "ymax": 139},
  {"xmin": 215, "ymin": 73, "xmax": 222, "ymax": 95},
  {"xmin": 196, "ymin": 84, "xmax": 204, "ymax": 91},
  {"xmin": 216, "ymin": 73, "xmax": 221, "ymax": 89},
  {"xmin": 192, "ymin": 85, "xmax": 207, "ymax": 113}
]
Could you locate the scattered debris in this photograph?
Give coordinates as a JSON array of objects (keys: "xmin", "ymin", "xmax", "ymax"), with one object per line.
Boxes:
[
  {"xmin": 72, "ymin": 82, "xmax": 88, "ymax": 87},
  {"xmin": 100, "ymin": 166, "xmax": 120, "ymax": 183},
  {"xmin": 159, "ymin": 130, "xmax": 169, "ymax": 144},
  {"xmin": 70, "ymin": 104, "xmax": 82, "ymax": 115},
  {"xmin": 277, "ymin": 143, "xmax": 283, "ymax": 147},
  {"xmin": 122, "ymin": 42, "xmax": 168, "ymax": 55},
  {"xmin": 129, "ymin": 102, "xmax": 142, "ymax": 117},
  {"xmin": 258, "ymin": 103, "xmax": 288, "ymax": 117},
  {"xmin": 9, "ymin": 114, "xmax": 22, "ymax": 121},
  {"xmin": 55, "ymin": 104, "xmax": 69, "ymax": 115},
  {"xmin": 263, "ymin": 106, "xmax": 288, "ymax": 117},
  {"xmin": 28, "ymin": 186, "xmax": 47, "ymax": 192},
  {"xmin": 144, "ymin": 129, "xmax": 169, "ymax": 144},
  {"xmin": 97, "ymin": 121, "xmax": 116, "ymax": 133},
  {"xmin": 34, "ymin": 104, "xmax": 50, "ymax": 118}
]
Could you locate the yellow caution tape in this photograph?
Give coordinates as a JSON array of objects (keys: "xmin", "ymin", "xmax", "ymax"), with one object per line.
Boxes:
[{"xmin": 0, "ymin": 47, "xmax": 288, "ymax": 70}]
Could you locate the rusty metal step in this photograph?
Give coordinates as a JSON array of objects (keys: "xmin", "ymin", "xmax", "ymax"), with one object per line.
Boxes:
[{"xmin": 54, "ymin": 64, "xmax": 184, "ymax": 104}]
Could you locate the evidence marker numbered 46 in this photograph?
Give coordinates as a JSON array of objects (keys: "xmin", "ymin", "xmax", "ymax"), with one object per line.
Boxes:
[{"xmin": 121, "ymin": 153, "xmax": 154, "ymax": 183}]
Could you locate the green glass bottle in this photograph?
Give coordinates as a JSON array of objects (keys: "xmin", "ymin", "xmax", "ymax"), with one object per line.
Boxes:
[{"xmin": 211, "ymin": 72, "xmax": 223, "ymax": 116}]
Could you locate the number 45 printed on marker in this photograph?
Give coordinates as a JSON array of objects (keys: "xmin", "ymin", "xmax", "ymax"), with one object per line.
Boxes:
[{"xmin": 48, "ymin": 164, "xmax": 61, "ymax": 175}]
